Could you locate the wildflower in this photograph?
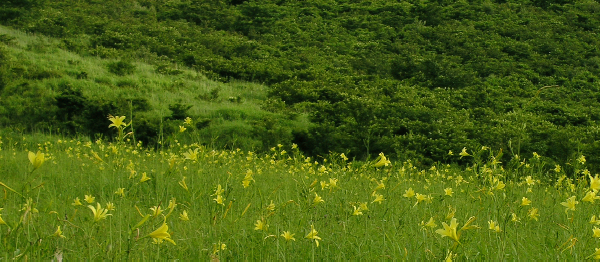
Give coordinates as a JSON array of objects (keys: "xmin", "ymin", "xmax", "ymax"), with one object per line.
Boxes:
[
  {"xmin": 436, "ymin": 218, "xmax": 459, "ymax": 242},
  {"xmin": 578, "ymin": 155, "xmax": 586, "ymax": 164},
  {"xmin": 139, "ymin": 172, "xmax": 151, "ymax": 183},
  {"xmin": 281, "ymin": 231, "xmax": 296, "ymax": 241},
  {"xmin": 446, "ymin": 206, "xmax": 456, "ymax": 220},
  {"xmin": 178, "ymin": 177, "xmax": 188, "ymax": 191},
  {"xmin": 594, "ymin": 227, "xmax": 600, "ymax": 238},
  {"xmin": 528, "ymin": 207, "xmax": 540, "ymax": 221},
  {"xmin": 146, "ymin": 222, "xmax": 175, "ymax": 245},
  {"xmin": 591, "ymin": 215, "xmax": 600, "ymax": 225},
  {"xmin": 459, "ymin": 147, "xmax": 470, "ymax": 158},
  {"xmin": 28, "ymin": 151, "xmax": 45, "ymax": 170},
  {"xmin": 373, "ymin": 180, "xmax": 385, "ymax": 192},
  {"xmin": 182, "ymin": 148, "xmax": 199, "ymax": 161},
  {"xmin": 590, "ymin": 174, "xmax": 600, "ymax": 191},
  {"xmin": 88, "ymin": 203, "xmax": 111, "ymax": 222},
  {"xmin": 403, "ymin": 188, "xmax": 415, "ymax": 198},
  {"xmin": 84, "ymin": 195, "xmax": 95, "ymax": 204},
  {"xmin": 448, "ymin": 150, "xmax": 453, "ymax": 156},
  {"xmin": 421, "ymin": 217, "xmax": 436, "ymax": 229},
  {"xmin": 184, "ymin": 117, "xmax": 192, "ymax": 125},
  {"xmin": 340, "ymin": 153, "xmax": 348, "ymax": 161},
  {"xmin": 254, "ymin": 219, "xmax": 268, "ymax": 231},
  {"xmin": 352, "ymin": 205, "xmax": 363, "ymax": 216},
  {"xmin": 265, "ymin": 200, "xmax": 276, "ymax": 212},
  {"xmin": 493, "ymin": 180, "xmax": 506, "ymax": 191},
  {"xmin": 373, "ymin": 153, "xmax": 391, "ymax": 168},
  {"xmin": 180, "ymin": 210, "xmax": 189, "ymax": 221},
  {"xmin": 554, "ymin": 165, "xmax": 562, "ymax": 173},
  {"xmin": 72, "ymin": 197, "xmax": 83, "ymax": 206},
  {"xmin": 108, "ymin": 116, "xmax": 127, "ymax": 129},
  {"xmin": 583, "ymin": 191, "xmax": 600, "ymax": 203},
  {"xmin": 212, "ymin": 184, "xmax": 225, "ymax": 196},
  {"xmin": 444, "ymin": 188, "xmax": 453, "ymax": 197},
  {"xmin": 415, "ymin": 193, "xmax": 426, "ymax": 205},
  {"xmin": 0, "ymin": 208, "xmax": 7, "ymax": 226},
  {"xmin": 511, "ymin": 213, "xmax": 519, "ymax": 223},
  {"xmin": 115, "ymin": 188, "xmax": 125, "ymax": 197},
  {"xmin": 313, "ymin": 193, "xmax": 325, "ymax": 205},
  {"xmin": 214, "ymin": 194, "xmax": 225, "ymax": 205},
  {"xmin": 488, "ymin": 220, "xmax": 501, "ymax": 233},
  {"xmin": 560, "ymin": 196, "xmax": 578, "ymax": 213},
  {"xmin": 359, "ymin": 202, "xmax": 369, "ymax": 211},
  {"xmin": 328, "ymin": 178, "xmax": 339, "ymax": 191},
  {"xmin": 106, "ymin": 202, "xmax": 116, "ymax": 211},
  {"xmin": 372, "ymin": 193, "xmax": 385, "ymax": 204},
  {"xmin": 525, "ymin": 176, "xmax": 535, "ymax": 186},
  {"xmin": 150, "ymin": 206, "xmax": 164, "ymax": 217},
  {"xmin": 242, "ymin": 170, "xmax": 254, "ymax": 188},
  {"xmin": 53, "ymin": 226, "xmax": 66, "ymax": 238},
  {"xmin": 521, "ymin": 197, "xmax": 531, "ymax": 206},
  {"xmin": 461, "ymin": 216, "xmax": 479, "ymax": 231},
  {"xmin": 305, "ymin": 224, "xmax": 321, "ymax": 247}
]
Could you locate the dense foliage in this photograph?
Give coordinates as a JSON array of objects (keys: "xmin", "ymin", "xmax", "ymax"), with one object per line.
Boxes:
[{"xmin": 2, "ymin": 0, "xmax": 600, "ymax": 168}]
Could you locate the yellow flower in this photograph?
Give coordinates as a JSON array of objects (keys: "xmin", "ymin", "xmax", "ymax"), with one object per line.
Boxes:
[
  {"xmin": 373, "ymin": 152, "xmax": 391, "ymax": 168},
  {"xmin": 214, "ymin": 194, "xmax": 225, "ymax": 205},
  {"xmin": 415, "ymin": 193, "xmax": 426, "ymax": 205},
  {"xmin": 583, "ymin": 191, "xmax": 600, "ymax": 203},
  {"xmin": 84, "ymin": 195, "xmax": 95, "ymax": 204},
  {"xmin": 488, "ymin": 220, "xmax": 501, "ymax": 233},
  {"xmin": 266, "ymin": 200, "xmax": 275, "ymax": 211},
  {"xmin": 150, "ymin": 206, "xmax": 163, "ymax": 217},
  {"xmin": 591, "ymin": 174, "xmax": 600, "ymax": 191},
  {"xmin": 88, "ymin": 203, "xmax": 111, "ymax": 222},
  {"xmin": 139, "ymin": 172, "xmax": 151, "ymax": 183},
  {"xmin": 352, "ymin": 205, "xmax": 363, "ymax": 216},
  {"xmin": 593, "ymin": 227, "xmax": 600, "ymax": 238},
  {"xmin": 313, "ymin": 193, "xmax": 325, "ymax": 205},
  {"xmin": 179, "ymin": 126, "xmax": 186, "ymax": 133},
  {"xmin": 511, "ymin": 213, "xmax": 519, "ymax": 223},
  {"xmin": 436, "ymin": 218, "xmax": 459, "ymax": 242},
  {"xmin": 53, "ymin": 225, "xmax": 66, "ymax": 238},
  {"xmin": 182, "ymin": 148, "xmax": 199, "ymax": 161},
  {"xmin": 528, "ymin": 207, "xmax": 540, "ymax": 221},
  {"xmin": 0, "ymin": 208, "xmax": 6, "ymax": 225},
  {"xmin": 560, "ymin": 196, "xmax": 578, "ymax": 213},
  {"xmin": 591, "ymin": 215, "xmax": 600, "ymax": 225},
  {"xmin": 178, "ymin": 177, "xmax": 188, "ymax": 191},
  {"xmin": 179, "ymin": 210, "xmax": 190, "ymax": 221},
  {"xmin": 493, "ymin": 180, "xmax": 505, "ymax": 191},
  {"xmin": 106, "ymin": 202, "xmax": 116, "ymax": 211},
  {"xmin": 28, "ymin": 151, "xmax": 45, "ymax": 170},
  {"xmin": 281, "ymin": 231, "xmax": 295, "ymax": 241},
  {"xmin": 242, "ymin": 171, "xmax": 254, "ymax": 188},
  {"xmin": 421, "ymin": 217, "xmax": 437, "ymax": 228},
  {"xmin": 372, "ymin": 193, "xmax": 385, "ymax": 204},
  {"xmin": 254, "ymin": 219, "xmax": 268, "ymax": 231},
  {"xmin": 403, "ymin": 188, "xmax": 415, "ymax": 198},
  {"xmin": 521, "ymin": 197, "xmax": 531, "ymax": 206},
  {"xmin": 115, "ymin": 188, "xmax": 125, "ymax": 197},
  {"xmin": 212, "ymin": 184, "xmax": 225, "ymax": 196},
  {"xmin": 305, "ymin": 224, "xmax": 321, "ymax": 247},
  {"xmin": 72, "ymin": 197, "xmax": 83, "ymax": 206},
  {"xmin": 554, "ymin": 165, "xmax": 562, "ymax": 173},
  {"xmin": 459, "ymin": 147, "xmax": 470, "ymax": 158},
  {"xmin": 184, "ymin": 117, "xmax": 193, "ymax": 125},
  {"xmin": 359, "ymin": 202, "xmax": 369, "ymax": 211},
  {"xmin": 444, "ymin": 188, "xmax": 453, "ymax": 197},
  {"xmin": 525, "ymin": 176, "xmax": 535, "ymax": 186},
  {"xmin": 146, "ymin": 222, "xmax": 175, "ymax": 245},
  {"xmin": 108, "ymin": 116, "xmax": 127, "ymax": 129},
  {"xmin": 446, "ymin": 206, "xmax": 456, "ymax": 220},
  {"xmin": 578, "ymin": 155, "xmax": 587, "ymax": 164}
]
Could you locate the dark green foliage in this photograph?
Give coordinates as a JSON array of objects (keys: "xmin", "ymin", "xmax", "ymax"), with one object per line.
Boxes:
[
  {"xmin": 3, "ymin": 0, "xmax": 600, "ymax": 168},
  {"xmin": 168, "ymin": 102, "xmax": 192, "ymax": 120},
  {"xmin": 106, "ymin": 60, "xmax": 135, "ymax": 76}
]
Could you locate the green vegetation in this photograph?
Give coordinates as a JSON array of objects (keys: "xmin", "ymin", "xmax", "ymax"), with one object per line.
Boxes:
[
  {"xmin": 1, "ymin": 0, "xmax": 600, "ymax": 167},
  {"xmin": 0, "ymin": 134, "xmax": 599, "ymax": 260}
]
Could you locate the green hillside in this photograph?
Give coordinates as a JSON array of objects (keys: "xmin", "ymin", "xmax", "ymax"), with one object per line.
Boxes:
[{"xmin": 1, "ymin": 0, "xmax": 600, "ymax": 169}]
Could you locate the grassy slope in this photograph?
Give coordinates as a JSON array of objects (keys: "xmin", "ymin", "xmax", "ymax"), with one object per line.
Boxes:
[{"xmin": 0, "ymin": 25, "xmax": 307, "ymax": 150}]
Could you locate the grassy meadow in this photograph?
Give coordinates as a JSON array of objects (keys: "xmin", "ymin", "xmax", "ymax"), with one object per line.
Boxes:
[{"xmin": 1, "ymin": 122, "xmax": 600, "ymax": 260}]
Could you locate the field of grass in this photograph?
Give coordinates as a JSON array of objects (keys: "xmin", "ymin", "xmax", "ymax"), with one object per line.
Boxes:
[{"xmin": 0, "ymin": 121, "xmax": 599, "ymax": 260}]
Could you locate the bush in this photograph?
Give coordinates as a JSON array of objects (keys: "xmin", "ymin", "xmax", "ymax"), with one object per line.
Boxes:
[{"xmin": 107, "ymin": 60, "xmax": 136, "ymax": 76}]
